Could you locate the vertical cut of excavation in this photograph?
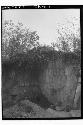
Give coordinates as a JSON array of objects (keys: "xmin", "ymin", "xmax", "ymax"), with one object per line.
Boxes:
[{"xmin": 40, "ymin": 58, "xmax": 79, "ymax": 111}]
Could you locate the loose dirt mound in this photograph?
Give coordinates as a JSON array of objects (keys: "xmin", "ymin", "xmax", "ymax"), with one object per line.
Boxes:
[{"xmin": 3, "ymin": 99, "xmax": 81, "ymax": 118}]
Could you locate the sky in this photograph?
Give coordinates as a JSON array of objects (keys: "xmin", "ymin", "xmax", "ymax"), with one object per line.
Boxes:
[{"xmin": 2, "ymin": 9, "xmax": 80, "ymax": 46}]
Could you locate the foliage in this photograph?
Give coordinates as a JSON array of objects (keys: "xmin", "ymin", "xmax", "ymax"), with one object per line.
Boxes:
[
  {"xmin": 2, "ymin": 20, "xmax": 39, "ymax": 61},
  {"xmin": 51, "ymin": 18, "xmax": 81, "ymax": 53}
]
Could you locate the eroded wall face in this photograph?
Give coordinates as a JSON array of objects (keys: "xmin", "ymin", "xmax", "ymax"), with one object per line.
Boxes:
[
  {"xmin": 2, "ymin": 52, "xmax": 81, "ymax": 110},
  {"xmin": 40, "ymin": 58, "xmax": 80, "ymax": 111}
]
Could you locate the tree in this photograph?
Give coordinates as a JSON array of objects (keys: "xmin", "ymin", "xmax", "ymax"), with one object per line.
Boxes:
[
  {"xmin": 51, "ymin": 17, "xmax": 81, "ymax": 53},
  {"xmin": 2, "ymin": 20, "xmax": 39, "ymax": 60}
]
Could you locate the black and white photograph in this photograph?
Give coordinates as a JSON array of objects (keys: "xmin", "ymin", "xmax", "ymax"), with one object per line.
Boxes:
[{"xmin": 1, "ymin": 6, "xmax": 81, "ymax": 119}]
